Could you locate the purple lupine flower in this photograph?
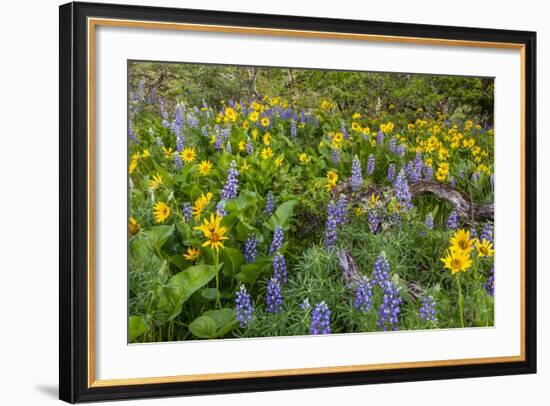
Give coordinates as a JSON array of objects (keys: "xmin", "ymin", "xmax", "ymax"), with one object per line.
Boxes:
[
  {"xmin": 419, "ymin": 295, "xmax": 436, "ymax": 321},
  {"xmin": 376, "ymin": 130, "xmax": 384, "ymax": 147},
  {"xmin": 186, "ymin": 112, "xmax": 199, "ymax": 128},
  {"xmin": 265, "ymin": 191, "xmax": 275, "ymax": 217},
  {"xmin": 366, "ymin": 154, "xmax": 375, "ymax": 176},
  {"xmin": 216, "ymin": 201, "xmax": 226, "ymax": 217},
  {"xmin": 485, "ymin": 266, "xmax": 495, "ymax": 296},
  {"xmin": 396, "ymin": 144, "xmax": 405, "ymax": 158},
  {"xmin": 409, "ymin": 153, "xmax": 424, "ymax": 183},
  {"xmin": 159, "ymin": 98, "xmax": 170, "ymax": 128},
  {"xmin": 335, "ymin": 195, "xmax": 349, "ymax": 225},
  {"xmin": 389, "ymin": 136, "xmax": 397, "ymax": 153},
  {"xmin": 354, "ymin": 278, "xmax": 373, "ymax": 313},
  {"xmin": 371, "ymin": 254, "xmax": 390, "ymax": 289},
  {"xmin": 368, "ymin": 210, "xmax": 380, "ymax": 234},
  {"xmin": 299, "ymin": 298, "xmax": 310, "ymax": 310},
  {"xmin": 269, "ymin": 226, "xmax": 284, "ymax": 254},
  {"xmin": 341, "ymin": 125, "xmax": 349, "ymax": 141},
  {"xmin": 377, "ymin": 280, "xmax": 402, "ymax": 331},
  {"xmin": 351, "ymin": 155, "xmax": 364, "ymax": 192},
  {"xmin": 181, "ymin": 202, "xmax": 192, "ymax": 222},
  {"xmin": 332, "ymin": 149, "xmax": 340, "ymax": 166},
  {"xmin": 173, "ymin": 153, "xmax": 183, "ymax": 170},
  {"xmin": 128, "ymin": 121, "xmax": 139, "ymax": 144},
  {"xmin": 155, "ymin": 136, "xmax": 164, "ymax": 148},
  {"xmin": 423, "ymin": 165, "xmax": 434, "ymax": 180},
  {"xmin": 310, "ymin": 301, "xmax": 331, "ymax": 335},
  {"xmin": 324, "ymin": 201, "xmax": 338, "ymax": 249},
  {"xmin": 225, "ymin": 141, "xmax": 232, "ymax": 154},
  {"xmin": 290, "ymin": 120, "xmax": 297, "ymax": 138},
  {"xmin": 176, "ymin": 135, "xmax": 185, "ymax": 152},
  {"xmin": 469, "ymin": 227, "xmax": 478, "ymax": 240},
  {"xmin": 214, "ymin": 132, "xmax": 224, "ymax": 150},
  {"xmin": 244, "ymin": 235, "xmax": 258, "ymax": 263},
  {"xmin": 393, "ymin": 170, "xmax": 412, "ymax": 211},
  {"xmin": 387, "ymin": 163, "xmax": 396, "ymax": 182},
  {"xmin": 221, "ymin": 160, "xmax": 239, "ymax": 200},
  {"xmin": 450, "ymin": 177, "xmax": 457, "ymax": 188},
  {"xmin": 272, "ymin": 253, "xmax": 288, "ymax": 284},
  {"xmin": 446, "ymin": 210, "xmax": 459, "ymax": 230},
  {"xmin": 472, "ymin": 172, "xmax": 480, "ymax": 184},
  {"xmin": 266, "ymin": 278, "xmax": 283, "ymax": 313},
  {"xmin": 246, "ymin": 139, "xmax": 254, "ymax": 155},
  {"xmin": 480, "ymin": 223, "xmax": 494, "ymax": 243},
  {"xmin": 425, "ymin": 213, "xmax": 434, "ymax": 230},
  {"xmin": 201, "ymin": 126, "xmax": 209, "ymax": 138},
  {"xmin": 235, "ymin": 285, "xmax": 253, "ymax": 328}
]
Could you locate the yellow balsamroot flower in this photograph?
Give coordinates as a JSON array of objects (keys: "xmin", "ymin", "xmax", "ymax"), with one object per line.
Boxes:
[
  {"xmin": 352, "ymin": 112, "xmax": 361, "ymax": 119},
  {"xmin": 354, "ymin": 206, "xmax": 364, "ymax": 216},
  {"xmin": 425, "ymin": 157, "xmax": 433, "ymax": 167},
  {"xmin": 332, "ymin": 132, "xmax": 344, "ymax": 144},
  {"xmin": 153, "ymin": 202, "xmax": 171, "ymax": 223},
  {"xmin": 181, "ymin": 147, "xmax": 197, "ymax": 163},
  {"xmin": 209, "ymin": 135, "xmax": 217, "ymax": 145},
  {"xmin": 475, "ymin": 238, "xmax": 494, "ymax": 257},
  {"xmin": 368, "ymin": 193, "xmax": 380, "ymax": 208},
  {"xmin": 299, "ymin": 153, "xmax": 311, "ymax": 164},
  {"xmin": 192, "ymin": 192, "xmax": 213, "ymax": 219},
  {"xmin": 242, "ymin": 121, "xmax": 249, "ymax": 130},
  {"xmin": 435, "ymin": 167, "xmax": 448, "ymax": 182},
  {"xmin": 441, "ymin": 246, "xmax": 473, "ymax": 275},
  {"xmin": 248, "ymin": 111, "xmax": 260, "ymax": 122},
  {"xmin": 407, "ymin": 123, "xmax": 415, "ymax": 131},
  {"xmin": 260, "ymin": 116, "xmax": 270, "ymax": 127},
  {"xmin": 224, "ymin": 107, "xmax": 238, "ymax": 122},
  {"xmin": 240, "ymin": 160, "xmax": 250, "ymax": 173},
  {"xmin": 263, "ymin": 132, "xmax": 272, "ymax": 146},
  {"xmin": 148, "ymin": 174, "xmax": 163, "ymax": 190},
  {"xmin": 129, "ymin": 159, "xmax": 138, "ymax": 174},
  {"xmin": 141, "ymin": 149, "xmax": 151, "ymax": 158},
  {"xmin": 326, "ymin": 170, "xmax": 338, "ymax": 185},
  {"xmin": 162, "ymin": 146, "xmax": 174, "ymax": 159},
  {"xmin": 197, "ymin": 160, "xmax": 213, "ymax": 176},
  {"xmin": 275, "ymin": 155, "xmax": 284, "ymax": 167},
  {"xmin": 238, "ymin": 140, "xmax": 247, "ymax": 151},
  {"xmin": 464, "ymin": 120, "xmax": 473, "ymax": 131},
  {"xmin": 194, "ymin": 213, "xmax": 229, "ymax": 251},
  {"xmin": 129, "ymin": 217, "xmax": 140, "ymax": 236},
  {"xmin": 252, "ymin": 128, "xmax": 259, "ymax": 141},
  {"xmin": 351, "ymin": 122, "xmax": 362, "ymax": 132},
  {"xmin": 261, "ymin": 147, "xmax": 273, "ymax": 160},
  {"xmin": 183, "ymin": 247, "xmax": 201, "ymax": 261},
  {"xmin": 450, "ymin": 229, "xmax": 474, "ymax": 253}
]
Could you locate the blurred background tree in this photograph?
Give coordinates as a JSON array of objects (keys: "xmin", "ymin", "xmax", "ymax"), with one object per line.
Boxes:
[{"xmin": 129, "ymin": 61, "xmax": 493, "ymax": 126}]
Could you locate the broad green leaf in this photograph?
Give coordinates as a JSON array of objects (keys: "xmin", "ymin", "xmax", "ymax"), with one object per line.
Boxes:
[
  {"xmin": 129, "ymin": 316, "xmax": 149, "ymax": 342},
  {"xmin": 264, "ymin": 200, "xmax": 298, "ymax": 231},
  {"xmin": 145, "ymin": 225, "xmax": 175, "ymax": 257},
  {"xmin": 200, "ymin": 287, "xmax": 218, "ymax": 301},
  {"xmin": 188, "ymin": 308, "xmax": 238, "ymax": 339},
  {"xmin": 188, "ymin": 315, "xmax": 217, "ymax": 338},
  {"xmin": 236, "ymin": 258, "xmax": 272, "ymax": 285},
  {"xmin": 157, "ymin": 265, "xmax": 217, "ymax": 321},
  {"xmin": 219, "ymin": 247, "xmax": 244, "ymax": 278}
]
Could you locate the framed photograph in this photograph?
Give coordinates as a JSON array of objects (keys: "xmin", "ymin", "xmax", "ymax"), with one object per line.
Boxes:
[{"xmin": 59, "ymin": 1, "xmax": 537, "ymax": 403}]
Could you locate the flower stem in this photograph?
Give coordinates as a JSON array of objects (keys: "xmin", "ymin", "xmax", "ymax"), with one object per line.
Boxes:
[
  {"xmin": 214, "ymin": 249, "xmax": 221, "ymax": 308},
  {"xmin": 456, "ymin": 274, "xmax": 465, "ymax": 328}
]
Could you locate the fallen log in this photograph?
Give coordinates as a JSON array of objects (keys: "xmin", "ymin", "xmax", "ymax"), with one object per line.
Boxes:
[{"xmin": 332, "ymin": 178, "xmax": 493, "ymax": 221}]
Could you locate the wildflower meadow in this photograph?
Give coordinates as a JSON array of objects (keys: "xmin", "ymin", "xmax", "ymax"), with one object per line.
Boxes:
[{"xmin": 128, "ymin": 62, "xmax": 495, "ymax": 342}]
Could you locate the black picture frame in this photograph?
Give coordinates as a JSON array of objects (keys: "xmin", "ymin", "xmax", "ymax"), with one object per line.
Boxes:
[{"xmin": 59, "ymin": 1, "xmax": 537, "ymax": 403}]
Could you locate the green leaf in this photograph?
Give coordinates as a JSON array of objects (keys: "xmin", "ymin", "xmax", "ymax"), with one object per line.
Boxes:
[
  {"xmin": 188, "ymin": 308, "xmax": 238, "ymax": 339},
  {"xmin": 129, "ymin": 316, "xmax": 149, "ymax": 342},
  {"xmin": 200, "ymin": 287, "xmax": 219, "ymax": 301},
  {"xmin": 264, "ymin": 200, "xmax": 298, "ymax": 231},
  {"xmin": 145, "ymin": 225, "xmax": 175, "ymax": 257},
  {"xmin": 157, "ymin": 265, "xmax": 217, "ymax": 321},
  {"xmin": 236, "ymin": 258, "xmax": 272, "ymax": 285},
  {"xmin": 188, "ymin": 315, "xmax": 217, "ymax": 338},
  {"xmin": 219, "ymin": 247, "xmax": 245, "ymax": 278}
]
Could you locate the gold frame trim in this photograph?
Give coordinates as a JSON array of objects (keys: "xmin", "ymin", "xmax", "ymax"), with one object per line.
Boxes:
[{"xmin": 87, "ymin": 17, "xmax": 526, "ymax": 388}]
